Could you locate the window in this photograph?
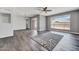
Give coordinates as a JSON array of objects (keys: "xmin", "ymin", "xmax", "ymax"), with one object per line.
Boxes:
[{"xmin": 50, "ymin": 14, "xmax": 70, "ymax": 30}]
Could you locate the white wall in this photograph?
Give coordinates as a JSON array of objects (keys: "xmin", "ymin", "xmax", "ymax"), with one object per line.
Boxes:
[
  {"xmin": 0, "ymin": 9, "xmax": 26, "ymax": 38},
  {"xmin": 0, "ymin": 10, "xmax": 13, "ymax": 38},
  {"xmin": 0, "ymin": 23, "xmax": 13, "ymax": 38},
  {"xmin": 12, "ymin": 15, "xmax": 26, "ymax": 30},
  {"xmin": 39, "ymin": 15, "xmax": 46, "ymax": 31}
]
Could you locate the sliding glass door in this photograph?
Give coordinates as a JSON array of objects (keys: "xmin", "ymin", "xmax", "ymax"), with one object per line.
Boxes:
[{"xmin": 50, "ymin": 14, "xmax": 71, "ymax": 30}]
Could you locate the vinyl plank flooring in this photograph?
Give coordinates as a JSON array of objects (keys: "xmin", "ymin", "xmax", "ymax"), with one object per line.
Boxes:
[
  {"xmin": 0, "ymin": 30, "xmax": 46, "ymax": 51},
  {"xmin": 0, "ymin": 30, "xmax": 79, "ymax": 51}
]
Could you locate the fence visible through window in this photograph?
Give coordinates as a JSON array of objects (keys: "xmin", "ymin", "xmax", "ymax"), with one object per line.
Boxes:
[{"xmin": 50, "ymin": 14, "xmax": 70, "ymax": 30}]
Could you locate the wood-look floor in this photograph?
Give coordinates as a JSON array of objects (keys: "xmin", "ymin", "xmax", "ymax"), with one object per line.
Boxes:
[
  {"xmin": 0, "ymin": 30, "xmax": 79, "ymax": 51},
  {"xmin": 53, "ymin": 32, "xmax": 79, "ymax": 51},
  {"xmin": 0, "ymin": 30, "xmax": 47, "ymax": 51}
]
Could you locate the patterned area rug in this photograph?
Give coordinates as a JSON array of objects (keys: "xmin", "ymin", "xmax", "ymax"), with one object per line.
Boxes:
[{"xmin": 32, "ymin": 32, "xmax": 63, "ymax": 51}]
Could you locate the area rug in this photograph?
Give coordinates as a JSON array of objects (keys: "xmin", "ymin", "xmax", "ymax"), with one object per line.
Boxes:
[{"xmin": 32, "ymin": 32, "xmax": 63, "ymax": 51}]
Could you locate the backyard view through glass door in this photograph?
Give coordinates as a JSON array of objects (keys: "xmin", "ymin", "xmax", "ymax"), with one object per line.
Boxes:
[{"xmin": 50, "ymin": 14, "xmax": 70, "ymax": 30}]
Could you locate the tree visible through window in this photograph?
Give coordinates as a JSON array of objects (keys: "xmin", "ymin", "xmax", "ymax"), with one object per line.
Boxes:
[{"xmin": 50, "ymin": 14, "xmax": 70, "ymax": 30}]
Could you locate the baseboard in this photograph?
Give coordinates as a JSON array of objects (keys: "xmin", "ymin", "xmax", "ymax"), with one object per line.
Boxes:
[
  {"xmin": 14, "ymin": 29, "xmax": 26, "ymax": 31},
  {"xmin": 69, "ymin": 32, "xmax": 79, "ymax": 35},
  {"xmin": 0, "ymin": 36, "xmax": 13, "ymax": 39},
  {"xmin": 0, "ymin": 29, "xmax": 26, "ymax": 39}
]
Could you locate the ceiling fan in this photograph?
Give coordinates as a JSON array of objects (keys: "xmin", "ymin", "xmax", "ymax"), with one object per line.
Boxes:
[{"xmin": 38, "ymin": 7, "xmax": 52, "ymax": 13}]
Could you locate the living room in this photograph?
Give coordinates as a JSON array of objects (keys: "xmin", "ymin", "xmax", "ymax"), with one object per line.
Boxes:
[{"xmin": 0, "ymin": 7, "xmax": 79, "ymax": 51}]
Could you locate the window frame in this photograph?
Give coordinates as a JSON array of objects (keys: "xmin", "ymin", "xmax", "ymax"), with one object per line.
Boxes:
[{"xmin": 50, "ymin": 14, "xmax": 71, "ymax": 31}]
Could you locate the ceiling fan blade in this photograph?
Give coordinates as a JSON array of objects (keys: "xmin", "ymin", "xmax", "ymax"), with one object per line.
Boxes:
[
  {"xmin": 37, "ymin": 7, "xmax": 52, "ymax": 13},
  {"xmin": 46, "ymin": 10, "xmax": 52, "ymax": 11}
]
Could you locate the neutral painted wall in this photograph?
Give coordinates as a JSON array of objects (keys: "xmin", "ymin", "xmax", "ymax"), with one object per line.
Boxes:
[
  {"xmin": 46, "ymin": 16, "xmax": 51, "ymax": 31},
  {"xmin": 12, "ymin": 15, "xmax": 26, "ymax": 30},
  {"xmin": 0, "ymin": 9, "xmax": 26, "ymax": 38},
  {"xmin": 30, "ymin": 15, "xmax": 46, "ymax": 31},
  {"xmin": 70, "ymin": 11, "xmax": 79, "ymax": 33},
  {"xmin": 39, "ymin": 15, "xmax": 46, "ymax": 31},
  {"xmin": 0, "ymin": 23, "xmax": 13, "ymax": 38},
  {"xmin": 0, "ymin": 10, "xmax": 13, "ymax": 38}
]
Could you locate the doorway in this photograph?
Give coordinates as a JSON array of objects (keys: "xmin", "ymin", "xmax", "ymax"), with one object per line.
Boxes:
[{"xmin": 31, "ymin": 17, "xmax": 38, "ymax": 30}]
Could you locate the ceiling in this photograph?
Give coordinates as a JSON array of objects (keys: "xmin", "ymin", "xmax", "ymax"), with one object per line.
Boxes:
[{"xmin": 0, "ymin": 7, "xmax": 79, "ymax": 17}]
